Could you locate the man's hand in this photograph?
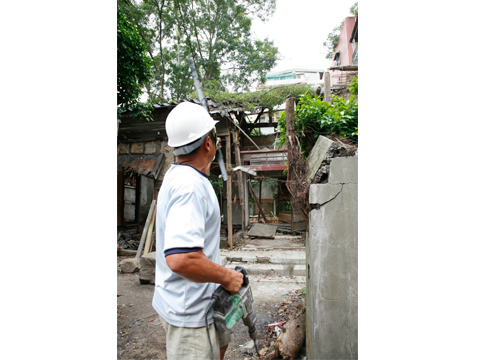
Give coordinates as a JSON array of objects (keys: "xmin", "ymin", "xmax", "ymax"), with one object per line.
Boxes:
[{"xmin": 222, "ymin": 268, "xmax": 244, "ymax": 295}]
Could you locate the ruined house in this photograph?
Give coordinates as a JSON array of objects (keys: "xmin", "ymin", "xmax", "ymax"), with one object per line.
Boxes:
[{"xmin": 117, "ymin": 98, "xmax": 306, "ymax": 246}]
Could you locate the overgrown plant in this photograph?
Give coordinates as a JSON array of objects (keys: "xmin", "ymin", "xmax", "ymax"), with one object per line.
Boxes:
[
  {"xmin": 196, "ymin": 83, "xmax": 316, "ymax": 114},
  {"xmin": 277, "ymin": 78, "xmax": 358, "ymax": 158}
]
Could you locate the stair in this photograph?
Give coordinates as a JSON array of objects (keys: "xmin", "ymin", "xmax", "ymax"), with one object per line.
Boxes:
[{"xmin": 220, "ymin": 245, "xmax": 307, "ymax": 279}]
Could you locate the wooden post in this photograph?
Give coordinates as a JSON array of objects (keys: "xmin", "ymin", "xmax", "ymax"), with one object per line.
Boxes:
[
  {"xmin": 324, "ymin": 72, "xmax": 331, "ymax": 104},
  {"xmin": 136, "ymin": 200, "xmax": 156, "ymax": 258},
  {"xmin": 226, "ymin": 125, "xmax": 233, "ymax": 248},
  {"xmin": 247, "ymin": 181, "xmax": 268, "ymax": 224},
  {"xmin": 234, "ymin": 131, "xmax": 245, "ymax": 230},
  {"xmin": 244, "ymin": 174, "xmax": 249, "ymax": 228},
  {"xmin": 286, "ymin": 97, "xmax": 295, "ymax": 180},
  {"xmin": 258, "ymin": 179, "xmax": 263, "ymax": 222}
]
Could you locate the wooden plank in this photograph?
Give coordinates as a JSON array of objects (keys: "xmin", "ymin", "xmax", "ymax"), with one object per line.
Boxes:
[
  {"xmin": 136, "ymin": 200, "xmax": 156, "ymax": 258},
  {"xmin": 143, "ymin": 203, "xmax": 157, "ymax": 255}
]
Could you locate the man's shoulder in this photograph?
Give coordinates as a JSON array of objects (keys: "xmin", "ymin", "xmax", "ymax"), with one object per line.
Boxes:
[{"xmin": 164, "ymin": 166, "xmax": 208, "ymax": 195}]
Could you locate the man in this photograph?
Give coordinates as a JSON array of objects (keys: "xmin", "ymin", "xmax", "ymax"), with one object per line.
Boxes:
[{"xmin": 152, "ymin": 101, "xmax": 244, "ymax": 360}]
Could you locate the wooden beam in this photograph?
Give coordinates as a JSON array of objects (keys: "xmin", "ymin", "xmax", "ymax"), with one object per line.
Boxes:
[
  {"xmin": 226, "ymin": 124, "xmax": 233, "ymax": 248},
  {"xmin": 234, "ymin": 131, "xmax": 245, "ymax": 230},
  {"xmin": 247, "ymin": 181, "xmax": 268, "ymax": 224},
  {"xmin": 328, "ymin": 65, "xmax": 358, "ymax": 71},
  {"xmin": 253, "ymin": 107, "xmax": 265, "ymax": 123},
  {"xmin": 286, "ymin": 97, "xmax": 295, "ymax": 182},
  {"xmin": 144, "ymin": 202, "xmax": 157, "ymax": 255},
  {"xmin": 227, "ymin": 117, "xmax": 261, "ymax": 150},
  {"xmin": 136, "ymin": 200, "xmax": 156, "ymax": 258},
  {"xmin": 245, "ymin": 123, "xmax": 278, "ymax": 129}
]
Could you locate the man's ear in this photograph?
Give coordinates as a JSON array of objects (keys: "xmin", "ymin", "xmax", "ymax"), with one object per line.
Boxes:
[{"xmin": 203, "ymin": 136, "xmax": 212, "ymax": 152}]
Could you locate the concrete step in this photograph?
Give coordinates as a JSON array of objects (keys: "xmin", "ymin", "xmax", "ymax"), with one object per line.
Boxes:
[
  {"xmin": 221, "ymin": 249, "xmax": 305, "ymax": 265},
  {"xmin": 226, "ymin": 261, "xmax": 306, "ymax": 277}
]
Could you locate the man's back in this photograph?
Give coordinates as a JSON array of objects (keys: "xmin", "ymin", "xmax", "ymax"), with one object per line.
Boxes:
[{"xmin": 152, "ymin": 164, "xmax": 221, "ymax": 327}]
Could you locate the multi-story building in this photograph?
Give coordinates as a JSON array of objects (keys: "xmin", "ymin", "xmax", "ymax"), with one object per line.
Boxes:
[{"xmin": 330, "ymin": 16, "xmax": 357, "ymax": 85}]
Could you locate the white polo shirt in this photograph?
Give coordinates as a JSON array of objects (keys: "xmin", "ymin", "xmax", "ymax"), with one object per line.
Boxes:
[{"xmin": 152, "ymin": 163, "xmax": 221, "ymax": 328}]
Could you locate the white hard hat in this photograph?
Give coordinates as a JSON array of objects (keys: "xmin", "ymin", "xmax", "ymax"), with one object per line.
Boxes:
[{"xmin": 166, "ymin": 102, "xmax": 219, "ymax": 148}]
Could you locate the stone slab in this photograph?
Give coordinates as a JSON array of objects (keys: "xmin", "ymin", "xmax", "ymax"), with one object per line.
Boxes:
[
  {"xmin": 329, "ymin": 156, "xmax": 358, "ymax": 184},
  {"xmin": 248, "ymin": 224, "xmax": 277, "ymax": 238},
  {"xmin": 309, "ymin": 184, "xmax": 343, "ymax": 205},
  {"xmin": 306, "ymin": 135, "xmax": 336, "ymax": 182},
  {"xmin": 226, "ymin": 262, "xmax": 306, "ymax": 276},
  {"xmin": 221, "ymin": 250, "xmax": 305, "ymax": 265},
  {"xmin": 139, "ymin": 252, "xmax": 156, "ymax": 284}
]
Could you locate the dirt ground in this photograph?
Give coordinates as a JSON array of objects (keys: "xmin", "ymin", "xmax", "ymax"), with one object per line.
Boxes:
[{"xmin": 117, "ymin": 257, "xmax": 306, "ymax": 360}]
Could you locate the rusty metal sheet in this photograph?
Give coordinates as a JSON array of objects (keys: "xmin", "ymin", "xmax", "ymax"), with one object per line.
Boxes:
[
  {"xmin": 117, "ymin": 154, "xmax": 165, "ymax": 179},
  {"xmin": 247, "ymin": 223, "xmax": 277, "ymax": 238}
]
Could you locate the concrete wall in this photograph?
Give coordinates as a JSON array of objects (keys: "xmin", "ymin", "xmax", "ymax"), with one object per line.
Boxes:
[{"xmin": 307, "ymin": 156, "xmax": 358, "ymax": 359}]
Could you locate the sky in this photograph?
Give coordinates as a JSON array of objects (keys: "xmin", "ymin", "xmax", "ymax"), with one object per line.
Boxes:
[{"xmin": 251, "ymin": 0, "xmax": 357, "ymax": 73}]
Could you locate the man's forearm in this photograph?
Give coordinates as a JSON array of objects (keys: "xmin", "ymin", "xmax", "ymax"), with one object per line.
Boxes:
[{"xmin": 165, "ymin": 250, "xmax": 239, "ymax": 292}]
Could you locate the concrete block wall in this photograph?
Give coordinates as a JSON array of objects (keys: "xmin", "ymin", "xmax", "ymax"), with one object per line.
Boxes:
[{"xmin": 307, "ymin": 156, "xmax": 358, "ymax": 359}]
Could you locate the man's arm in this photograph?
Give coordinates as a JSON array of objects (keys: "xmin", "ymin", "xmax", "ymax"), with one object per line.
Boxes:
[{"xmin": 166, "ymin": 249, "xmax": 244, "ymax": 294}]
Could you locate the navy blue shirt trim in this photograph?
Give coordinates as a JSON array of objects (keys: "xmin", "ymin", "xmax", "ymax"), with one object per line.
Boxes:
[
  {"xmin": 164, "ymin": 247, "xmax": 203, "ymax": 257},
  {"xmin": 173, "ymin": 163, "xmax": 208, "ymax": 178}
]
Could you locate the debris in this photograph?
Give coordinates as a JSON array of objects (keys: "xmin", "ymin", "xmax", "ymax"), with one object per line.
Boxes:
[
  {"xmin": 274, "ymin": 311, "xmax": 306, "ymax": 360},
  {"xmin": 119, "ymin": 258, "xmax": 141, "ymax": 273},
  {"xmin": 274, "ymin": 326, "xmax": 281, "ymax": 337},
  {"xmin": 259, "ymin": 347, "xmax": 268, "ymax": 356},
  {"xmin": 267, "ymin": 320, "xmax": 285, "ymax": 327},
  {"xmin": 265, "ymin": 350, "xmax": 278, "ymax": 360},
  {"xmin": 239, "ymin": 340, "xmax": 255, "ymax": 355}
]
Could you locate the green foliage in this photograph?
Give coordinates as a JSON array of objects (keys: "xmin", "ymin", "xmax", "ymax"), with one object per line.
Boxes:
[
  {"xmin": 119, "ymin": 0, "xmax": 279, "ymax": 102},
  {"xmin": 322, "ymin": 2, "xmax": 358, "ymax": 60},
  {"xmin": 350, "ymin": 2, "xmax": 358, "ymax": 16},
  {"xmin": 350, "ymin": 76, "xmax": 358, "ymax": 96},
  {"xmin": 200, "ymin": 83, "xmax": 316, "ymax": 113},
  {"xmin": 117, "ymin": 5, "xmax": 153, "ymax": 119},
  {"xmin": 209, "ymin": 178, "xmax": 224, "ymax": 197},
  {"xmin": 277, "ymin": 91, "xmax": 358, "ymax": 158},
  {"xmin": 323, "ymin": 24, "xmax": 342, "ymax": 60}
]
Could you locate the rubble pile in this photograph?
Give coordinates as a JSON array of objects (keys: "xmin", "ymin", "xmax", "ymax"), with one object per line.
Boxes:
[
  {"xmin": 256, "ymin": 289, "xmax": 307, "ymax": 360},
  {"xmin": 118, "ymin": 232, "xmax": 140, "ymax": 250}
]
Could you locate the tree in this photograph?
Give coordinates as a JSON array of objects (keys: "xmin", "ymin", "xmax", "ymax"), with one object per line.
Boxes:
[
  {"xmin": 322, "ymin": 1, "xmax": 358, "ymax": 60},
  {"xmin": 117, "ymin": 4, "xmax": 153, "ymax": 118},
  {"xmin": 118, "ymin": 0, "xmax": 279, "ymax": 102}
]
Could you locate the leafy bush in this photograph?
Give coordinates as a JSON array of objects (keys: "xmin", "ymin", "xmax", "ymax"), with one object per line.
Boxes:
[{"xmin": 277, "ymin": 81, "xmax": 358, "ymax": 158}]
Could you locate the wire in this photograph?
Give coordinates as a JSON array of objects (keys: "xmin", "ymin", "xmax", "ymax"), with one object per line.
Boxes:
[{"xmin": 205, "ymin": 298, "xmax": 216, "ymax": 360}]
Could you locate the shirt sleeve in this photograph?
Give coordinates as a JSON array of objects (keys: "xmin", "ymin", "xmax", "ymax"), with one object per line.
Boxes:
[{"xmin": 164, "ymin": 191, "xmax": 207, "ymax": 255}]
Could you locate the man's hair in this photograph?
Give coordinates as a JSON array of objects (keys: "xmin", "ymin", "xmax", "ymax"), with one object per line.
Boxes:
[{"xmin": 177, "ymin": 128, "xmax": 216, "ymax": 157}]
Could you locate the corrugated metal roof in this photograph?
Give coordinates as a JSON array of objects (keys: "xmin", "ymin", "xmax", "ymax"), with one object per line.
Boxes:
[
  {"xmin": 123, "ymin": 98, "xmax": 243, "ymax": 119},
  {"xmin": 117, "ymin": 153, "xmax": 165, "ymax": 179}
]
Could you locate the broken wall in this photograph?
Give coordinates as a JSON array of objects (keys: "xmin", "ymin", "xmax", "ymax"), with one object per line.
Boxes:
[{"xmin": 306, "ymin": 156, "xmax": 358, "ymax": 359}]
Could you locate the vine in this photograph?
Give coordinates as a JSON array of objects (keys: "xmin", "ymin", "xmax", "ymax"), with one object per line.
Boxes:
[{"xmin": 277, "ymin": 77, "xmax": 358, "ymax": 158}]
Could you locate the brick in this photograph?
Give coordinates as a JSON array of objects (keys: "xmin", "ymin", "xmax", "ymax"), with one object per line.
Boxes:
[{"xmin": 130, "ymin": 142, "xmax": 144, "ymax": 154}]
